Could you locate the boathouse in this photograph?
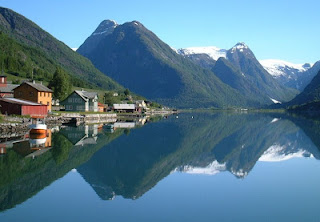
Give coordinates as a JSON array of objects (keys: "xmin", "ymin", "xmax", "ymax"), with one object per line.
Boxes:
[
  {"xmin": 0, "ymin": 98, "xmax": 48, "ymax": 117},
  {"xmin": 113, "ymin": 104, "xmax": 136, "ymax": 113}
]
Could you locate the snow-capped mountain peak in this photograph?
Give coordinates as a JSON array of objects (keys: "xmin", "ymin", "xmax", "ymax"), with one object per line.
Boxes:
[
  {"xmin": 92, "ymin": 19, "xmax": 118, "ymax": 36},
  {"xmin": 233, "ymin": 42, "xmax": 248, "ymax": 49},
  {"xmin": 177, "ymin": 46, "xmax": 227, "ymax": 61}
]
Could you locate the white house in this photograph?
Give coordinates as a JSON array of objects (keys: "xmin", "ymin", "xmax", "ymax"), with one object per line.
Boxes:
[
  {"xmin": 61, "ymin": 90, "xmax": 98, "ymax": 112},
  {"xmin": 113, "ymin": 104, "xmax": 136, "ymax": 112}
]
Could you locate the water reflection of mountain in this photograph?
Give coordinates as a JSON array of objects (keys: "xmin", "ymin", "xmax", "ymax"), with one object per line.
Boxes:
[
  {"xmin": 2, "ymin": 113, "xmax": 320, "ymax": 210},
  {"xmin": 77, "ymin": 112, "xmax": 320, "ymax": 201},
  {"xmin": 182, "ymin": 114, "xmax": 320, "ymax": 178},
  {"xmin": 0, "ymin": 126, "xmax": 123, "ymax": 212}
]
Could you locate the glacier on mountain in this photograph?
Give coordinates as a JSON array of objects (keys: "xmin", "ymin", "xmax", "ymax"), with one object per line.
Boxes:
[
  {"xmin": 177, "ymin": 161, "xmax": 226, "ymax": 175},
  {"xmin": 177, "ymin": 46, "xmax": 227, "ymax": 61},
  {"xmin": 259, "ymin": 59, "xmax": 312, "ymax": 78}
]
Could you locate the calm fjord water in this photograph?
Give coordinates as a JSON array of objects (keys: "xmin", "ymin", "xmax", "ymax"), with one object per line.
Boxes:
[{"xmin": 1, "ymin": 112, "xmax": 320, "ymax": 222}]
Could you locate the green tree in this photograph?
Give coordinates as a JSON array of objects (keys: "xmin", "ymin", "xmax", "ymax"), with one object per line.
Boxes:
[
  {"xmin": 104, "ymin": 91, "xmax": 119, "ymax": 106},
  {"xmin": 124, "ymin": 88, "xmax": 130, "ymax": 96},
  {"xmin": 49, "ymin": 67, "xmax": 72, "ymax": 100}
]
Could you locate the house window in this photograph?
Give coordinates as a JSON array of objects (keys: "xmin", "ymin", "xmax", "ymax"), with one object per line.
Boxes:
[
  {"xmin": 76, "ymin": 105, "xmax": 84, "ymax": 110},
  {"xmin": 29, "ymin": 91, "xmax": 34, "ymax": 97}
]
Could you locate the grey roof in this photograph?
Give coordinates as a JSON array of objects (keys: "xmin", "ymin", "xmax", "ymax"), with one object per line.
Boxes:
[
  {"xmin": 74, "ymin": 90, "xmax": 98, "ymax": 99},
  {"xmin": 0, "ymin": 98, "xmax": 45, "ymax": 106},
  {"xmin": 113, "ymin": 104, "xmax": 136, "ymax": 109},
  {"xmin": 19, "ymin": 82, "xmax": 53, "ymax": 92},
  {"xmin": 0, "ymin": 84, "xmax": 19, "ymax": 93}
]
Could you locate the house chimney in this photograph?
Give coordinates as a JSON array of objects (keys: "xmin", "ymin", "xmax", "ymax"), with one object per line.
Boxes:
[
  {"xmin": 0, "ymin": 76, "xmax": 7, "ymax": 87},
  {"xmin": 32, "ymin": 80, "xmax": 35, "ymax": 84}
]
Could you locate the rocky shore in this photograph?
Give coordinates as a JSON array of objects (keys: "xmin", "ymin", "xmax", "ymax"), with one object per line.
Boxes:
[
  {"xmin": 0, "ymin": 122, "xmax": 29, "ymax": 139},
  {"xmin": 0, "ymin": 113, "xmax": 118, "ymax": 138}
]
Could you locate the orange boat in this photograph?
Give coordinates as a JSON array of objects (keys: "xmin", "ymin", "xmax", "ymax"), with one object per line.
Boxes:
[{"xmin": 29, "ymin": 117, "xmax": 47, "ymax": 135}]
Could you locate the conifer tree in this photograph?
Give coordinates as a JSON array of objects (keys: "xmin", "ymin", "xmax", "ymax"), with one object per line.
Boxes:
[{"xmin": 49, "ymin": 67, "xmax": 72, "ymax": 100}]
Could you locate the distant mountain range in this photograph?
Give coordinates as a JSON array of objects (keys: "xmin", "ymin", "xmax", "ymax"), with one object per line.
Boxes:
[
  {"xmin": 179, "ymin": 45, "xmax": 320, "ymax": 92},
  {"xmin": 78, "ymin": 20, "xmax": 299, "ymax": 108},
  {"xmin": 260, "ymin": 59, "xmax": 320, "ymax": 91},
  {"xmin": 178, "ymin": 43, "xmax": 298, "ymax": 105}
]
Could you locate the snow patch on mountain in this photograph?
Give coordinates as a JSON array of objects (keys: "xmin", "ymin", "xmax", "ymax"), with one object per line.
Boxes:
[
  {"xmin": 177, "ymin": 160, "xmax": 226, "ymax": 175},
  {"xmin": 260, "ymin": 59, "xmax": 312, "ymax": 77},
  {"xmin": 259, "ymin": 144, "xmax": 313, "ymax": 162},
  {"xmin": 270, "ymin": 118, "xmax": 280, "ymax": 123},
  {"xmin": 177, "ymin": 46, "xmax": 227, "ymax": 61},
  {"xmin": 170, "ymin": 46, "xmax": 178, "ymax": 54},
  {"xmin": 93, "ymin": 30, "xmax": 111, "ymax": 36},
  {"xmin": 231, "ymin": 169, "xmax": 248, "ymax": 178},
  {"xmin": 270, "ymin": 97, "xmax": 281, "ymax": 104},
  {"xmin": 92, "ymin": 20, "xmax": 118, "ymax": 36}
]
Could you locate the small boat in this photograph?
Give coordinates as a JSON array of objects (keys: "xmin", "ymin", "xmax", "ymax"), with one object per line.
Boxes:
[
  {"xmin": 105, "ymin": 124, "xmax": 114, "ymax": 129},
  {"xmin": 29, "ymin": 118, "xmax": 47, "ymax": 135}
]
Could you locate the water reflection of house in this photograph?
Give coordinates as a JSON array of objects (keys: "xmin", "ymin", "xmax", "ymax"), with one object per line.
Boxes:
[
  {"xmin": 2, "ymin": 130, "xmax": 53, "ymax": 157},
  {"xmin": 113, "ymin": 122, "xmax": 136, "ymax": 129},
  {"xmin": 136, "ymin": 117, "xmax": 148, "ymax": 126},
  {"xmin": 0, "ymin": 143, "xmax": 7, "ymax": 155},
  {"xmin": 60, "ymin": 125, "xmax": 99, "ymax": 146}
]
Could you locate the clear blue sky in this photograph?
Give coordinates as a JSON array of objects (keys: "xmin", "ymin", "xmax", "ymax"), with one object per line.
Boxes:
[{"xmin": 1, "ymin": 0, "xmax": 319, "ymax": 64}]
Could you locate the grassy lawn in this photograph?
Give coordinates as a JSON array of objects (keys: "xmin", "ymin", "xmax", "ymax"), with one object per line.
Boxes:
[{"xmin": 52, "ymin": 111, "xmax": 116, "ymax": 115}]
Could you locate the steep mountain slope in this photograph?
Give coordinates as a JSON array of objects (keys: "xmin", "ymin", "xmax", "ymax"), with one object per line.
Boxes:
[
  {"xmin": 212, "ymin": 58, "xmax": 268, "ymax": 105},
  {"xmin": 287, "ymin": 70, "xmax": 320, "ymax": 105},
  {"xmin": 0, "ymin": 31, "xmax": 55, "ymax": 82},
  {"xmin": 225, "ymin": 42, "xmax": 298, "ymax": 102},
  {"xmin": 260, "ymin": 59, "xmax": 319, "ymax": 90},
  {"xmin": 0, "ymin": 7, "xmax": 122, "ymax": 90},
  {"xmin": 78, "ymin": 21, "xmax": 254, "ymax": 108}
]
